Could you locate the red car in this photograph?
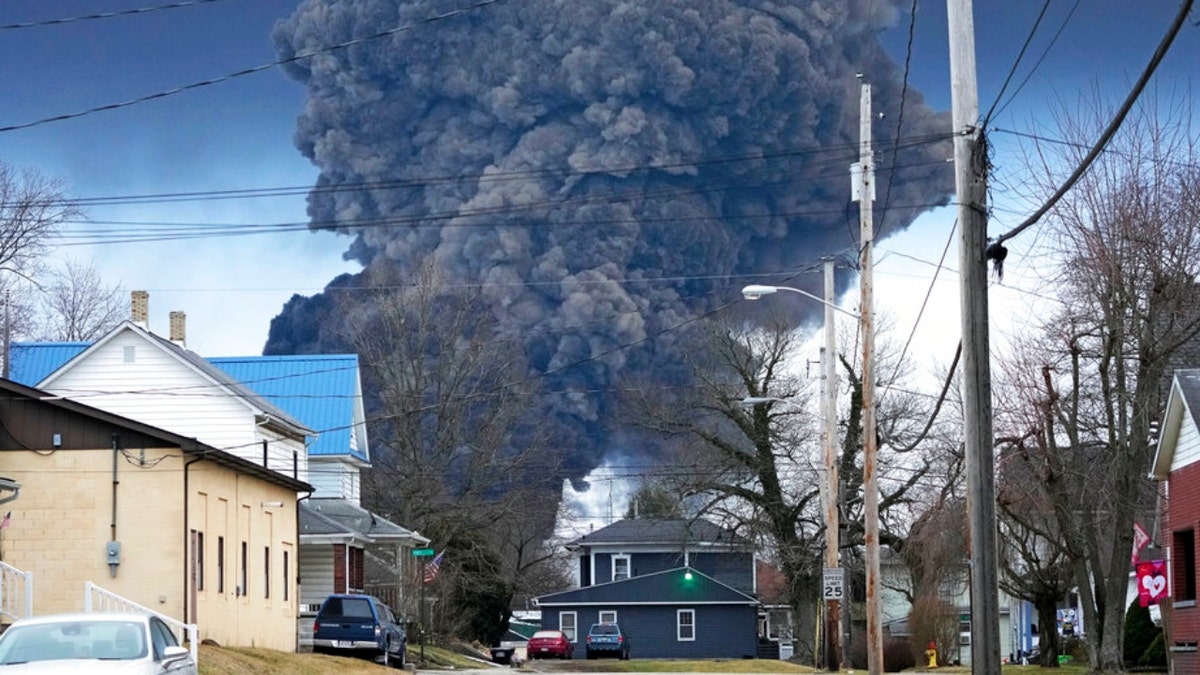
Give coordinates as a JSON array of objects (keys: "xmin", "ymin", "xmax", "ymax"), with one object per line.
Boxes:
[{"xmin": 527, "ymin": 630, "xmax": 574, "ymax": 659}]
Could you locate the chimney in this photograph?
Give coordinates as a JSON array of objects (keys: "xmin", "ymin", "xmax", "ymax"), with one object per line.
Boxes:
[
  {"xmin": 169, "ymin": 311, "xmax": 187, "ymax": 348},
  {"xmin": 131, "ymin": 291, "xmax": 149, "ymax": 328}
]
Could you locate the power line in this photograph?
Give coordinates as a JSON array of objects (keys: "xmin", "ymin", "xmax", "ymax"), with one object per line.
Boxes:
[
  {"xmin": 984, "ymin": 0, "xmax": 1084, "ymax": 124},
  {"xmin": 980, "ymin": 0, "xmax": 1053, "ymax": 128},
  {"xmin": 0, "ymin": 0, "xmax": 236, "ymax": 30},
  {"xmin": 994, "ymin": 0, "xmax": 1195, "ymax": 246},
  {"xmin": 58, "ymin": 132, "xmax": 954, "ymax": 208},
  {"xmin": 0, "ymin": 0, "xmax": 507, "ymax": 134}
]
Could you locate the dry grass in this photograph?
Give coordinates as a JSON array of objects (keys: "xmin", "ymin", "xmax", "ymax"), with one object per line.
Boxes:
[{"xmin": 197, "ymin": 643, "xmax": 488, "ymax": 675}]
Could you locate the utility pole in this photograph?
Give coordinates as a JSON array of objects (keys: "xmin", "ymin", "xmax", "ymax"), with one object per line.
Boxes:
[
  {"xmin": 947, "ymin": 0, "xmax": 1000, "ymax": 672},
  {"xmin": 822, "ymin": 259, "xmax": 841, "ymax": 671},
  {"xmin": 855, "ymin": 79, "xmax": 883, "ymax": 675}
]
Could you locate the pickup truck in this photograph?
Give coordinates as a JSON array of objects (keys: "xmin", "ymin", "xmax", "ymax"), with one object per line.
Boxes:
[{"xmin": 312, "ymin": 594, "xmax": 406, "ymax": 668}]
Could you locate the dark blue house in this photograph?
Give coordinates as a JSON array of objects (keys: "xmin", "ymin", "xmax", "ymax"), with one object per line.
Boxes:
[{"xmin": 535, "ymin": 518, "xmax": 760, "ymax": 659}]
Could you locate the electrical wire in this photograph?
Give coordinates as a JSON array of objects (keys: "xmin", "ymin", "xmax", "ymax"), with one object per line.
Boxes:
[
  {"xmin": 0, "ymin": 0, "xmax": 236, "ymax": 30},
  {"xmin": 984, "ymin": 0, "xmax": 1084, "ymax": 124},
  {"xmin": 0, "ymin": 0, "xmax": 507, "ymax": 134},
  {"xmin": 980, "ymin": 0, "xmax": 1053, "ymax": 128},
  {"xmin": 994, "ymin": 0, "xmax": 1195, "ymax": 246}
]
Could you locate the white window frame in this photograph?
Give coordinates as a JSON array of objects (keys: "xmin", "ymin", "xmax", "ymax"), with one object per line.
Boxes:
[
  {"xmin": 612, "ymin": 554, "xmax": 631, "ymax": 581},
  {"xmin": 560, "ymin": 611, "xmax": 578, "ymax": 642},
  {"xmin": 599, "ymin": 610, "xmax": 617, "ymax": 625},
  {"xmin": 677, "ymin": 609, "xmax": 696, "ymax": 641}
]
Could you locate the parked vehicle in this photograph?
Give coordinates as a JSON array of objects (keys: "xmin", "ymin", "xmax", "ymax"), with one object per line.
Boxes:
[
  {"xmin": 585, "ymin": 623, "xmax": 630, "ymax": 660},
  {"xmin": 312, "ymin": 594, "xmax": 406, "ymax": 668},
  {"xmin": 0, "ymin": 612, "xmax": 196, "ymax": 673},
  {"xmin": 527, "ymin": 630, "xmax": 574, "ymax": 659}
]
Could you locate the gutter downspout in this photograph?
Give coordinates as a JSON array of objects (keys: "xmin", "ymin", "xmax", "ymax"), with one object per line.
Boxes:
[
  {"xmin": 109, "ymin": 434, "xmax": 120, "ymax": 577},
  {"xmin": 183, "ymin": 449, "xmax": 204, "ymax": 625}
]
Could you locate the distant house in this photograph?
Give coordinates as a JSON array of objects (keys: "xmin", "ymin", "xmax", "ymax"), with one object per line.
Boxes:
[
  {"xmin": 0, "ymin": 377, "xmax": 310, "ymax": 651},
  {"xmin": 535, "ymin": 518, "xmax": 760, "ymax": 659},
  {"xmin": 1150, "ymin": 369, "xmax": 1200, "ymax": 673}
]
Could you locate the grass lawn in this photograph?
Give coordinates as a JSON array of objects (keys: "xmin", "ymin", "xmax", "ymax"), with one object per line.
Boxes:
[{"xmin": 197, "ymin": 643, "xmax": 484, "ymax": 674}]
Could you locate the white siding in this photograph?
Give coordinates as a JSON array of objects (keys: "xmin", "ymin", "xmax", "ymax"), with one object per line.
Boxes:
[
  {"xmin": 1173, "ymin": 413, "xmax": 1200, "ymax": 471},
  {"xmin": 299, "ymin": 545, "xmax": 335, "ymax": 611},
  {"xmin": 41, "ymin": 329, "xmax": 308, "ymax": 478},
  {"xmin": 307, "ymin": 459, "xmax": 358, "ymax": 502}
]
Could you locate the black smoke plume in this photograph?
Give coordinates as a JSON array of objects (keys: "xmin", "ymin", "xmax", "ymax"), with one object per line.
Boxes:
[{"xmin": 267, "ymin": 0, "xmax": 953, "ymax": 488}]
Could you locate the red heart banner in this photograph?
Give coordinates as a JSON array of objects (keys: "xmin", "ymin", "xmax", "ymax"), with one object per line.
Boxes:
[{"xmin": 1136, "ymin": 560, "xmax": 1168, "ymax": 607}]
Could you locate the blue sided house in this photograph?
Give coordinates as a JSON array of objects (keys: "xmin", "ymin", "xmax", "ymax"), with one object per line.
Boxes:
[{"xmin": 536, "ymin": 518, "xmax": 760, "ymax": 660}]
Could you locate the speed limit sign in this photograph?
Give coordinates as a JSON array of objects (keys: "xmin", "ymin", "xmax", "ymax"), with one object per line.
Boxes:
[{"xmin": 823, "ymin": 567, "xmax": 844, "ymax": 600}]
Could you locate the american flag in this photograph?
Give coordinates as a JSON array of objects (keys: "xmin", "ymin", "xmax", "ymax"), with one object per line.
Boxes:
[{"xmin": 423, "ymin": 551, "xmax": 444, "ymax": 584}]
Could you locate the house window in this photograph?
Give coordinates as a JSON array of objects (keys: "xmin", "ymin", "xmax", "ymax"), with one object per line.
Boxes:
[
  {"xmin": 196, "ymin": 532, "xmax": 205, "ymax": 591},
  {"xmin": 240, "ymin": 541, "xmax": 248, "ymax": 596},
  {"xmin": 283, "ymin": 551, "xmax": 290, "ymax": 602},
  {"xmin": 264, "ymin": 546, "xmax": 271, "ymax": 599},
  {"xmin": 217, "ymin": 537, "xmax": 225, "ymax": 593},
  {"xmin": 678, "ymin": 609, "xmax": 696, "ymax": 641},
  {"xmin": 560, "ymin": 612, "xmax": 577, "ymax": 642},
  {"xmin": 612, "ymin": 554, "xmax": 631, "ymax": 581},
  {"xmin": 599, "ymin": 610, "xmax": 617, "ymax": 624},
  {"xmin": 1175, "ymin": 528, "xmax": 1196, "ymax": 602}
]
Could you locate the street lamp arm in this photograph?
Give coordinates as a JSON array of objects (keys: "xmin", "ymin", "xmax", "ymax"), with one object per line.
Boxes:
[{"xmin": 741, "ymin": 284, "xmax": 858, "ymax": 319}]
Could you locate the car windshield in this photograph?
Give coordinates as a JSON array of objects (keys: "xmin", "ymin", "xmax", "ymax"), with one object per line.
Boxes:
[
  {"xmin": 531, "ymin": 631, "xmax": 561, "ymax": 639},
  {"xmin": 0, "ymin": 620, "xmax": 147, "ymax": 664},
  {"xmin": 319, "ymin": 597, "xmax": 374, "ymax": 620},
  {"xmin": 590, "ymin": 624, "xmax": 619, "ymax": 635}
]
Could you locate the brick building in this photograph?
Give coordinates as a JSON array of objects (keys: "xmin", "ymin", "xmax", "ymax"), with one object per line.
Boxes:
[{"xmin": 1150, "ymin": 369, "xmax": 1200, "ymax": 672}]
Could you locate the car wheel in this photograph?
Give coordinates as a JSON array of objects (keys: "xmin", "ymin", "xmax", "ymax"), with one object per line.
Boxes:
[{"xmin": 586, "ymin": 649, "xmax": 595, "ymax": 660}]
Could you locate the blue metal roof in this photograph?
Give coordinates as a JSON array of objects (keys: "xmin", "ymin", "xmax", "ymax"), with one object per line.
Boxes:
[
  {"xmin": 8, "ymin": 342, "xmax": 366, "ymax": 463},
  {"xmin": 7, "ymin": 342, "xmax": 88, "ymax": 386},
  {"xmin": 210, "ymin": 355, "xmax": 368, "ymax": 462}
]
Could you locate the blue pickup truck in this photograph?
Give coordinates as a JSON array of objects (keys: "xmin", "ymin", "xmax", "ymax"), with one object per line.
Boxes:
[
  {"xmin": 312, "ymin": 594, "xmax": 406, "ymax": 668},
  {"xmin": 585, "ymin": 623, "xmax": 630, "ymax": 660}
]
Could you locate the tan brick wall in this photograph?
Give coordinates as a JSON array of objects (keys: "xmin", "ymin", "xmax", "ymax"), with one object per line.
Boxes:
[{"xmin": 2, "ymin": 446, "xmax": 299, "ymax": 652}]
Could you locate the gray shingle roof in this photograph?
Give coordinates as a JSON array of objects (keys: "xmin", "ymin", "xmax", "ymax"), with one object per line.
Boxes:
[
  {"xmin": 301, "ymin": 499, "xmax": 428, "ymax": 544},
  {"xmin": 566, "ymin": 518, "xmax": 750, "ymax": 549}
]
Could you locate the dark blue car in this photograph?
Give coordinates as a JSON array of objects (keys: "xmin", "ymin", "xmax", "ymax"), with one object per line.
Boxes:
[
  {"xmin": 312, "ymin": 594, "xmax": 406, "ymax": 668},
  {"xmin": 585, "ymin": 623, "xmax": 630, "ymax": 660}
]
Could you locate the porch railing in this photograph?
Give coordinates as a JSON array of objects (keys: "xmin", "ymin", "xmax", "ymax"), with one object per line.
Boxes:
[
  {"xmin": 0, "ymin": 561, "xmax": 32, "ymax": 623},
  {"xmin": 84, "ymin": 581, "xmax": 198, "ymax": 665}
]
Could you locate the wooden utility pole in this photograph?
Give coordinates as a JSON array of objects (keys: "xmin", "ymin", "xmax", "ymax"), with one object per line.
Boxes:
[
  {"xmin": 856, "ymin": 80, "xmax": 882, "ymax": 675},
  {"xmin": 822, "ymin": 259, "xmax": 841, "ymax": 671},
  {"xmin": 947, "ymin": 0, "xmax": 1000, "ymax": 671}
]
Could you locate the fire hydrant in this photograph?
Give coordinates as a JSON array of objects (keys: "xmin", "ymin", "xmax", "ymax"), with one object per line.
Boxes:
[{"xmin": 925, "ymin": 642, "xmax": 938, "ymax": 668}]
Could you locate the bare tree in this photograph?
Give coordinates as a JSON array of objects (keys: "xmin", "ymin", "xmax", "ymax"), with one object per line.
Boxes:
[
  {"xmin": 348, "ymin": 261, "xmax": 563, "ymax": 643},
  {"xmin": 32, "ymin": 257, "xmax": 125, "ymax": 341},
  {"xmin": 1004, "ymin": 91, "xmax": 1200, "ymax": 671},
  {"xmin": 1, "ymin": 161, "xmax": 80, "ymax": 373},
  {"xmin": 623, "ymin": 314, "xmax": 942, "ymax": 665},
  {"xmin": 0, "ymin": 161, "xmax": 78, "ymax": 283}
]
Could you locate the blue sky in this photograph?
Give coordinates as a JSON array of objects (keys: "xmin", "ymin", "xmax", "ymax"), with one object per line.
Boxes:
[{"xmin": 1, "ymin": 0, "xmax": 1198, "ymax": 358}]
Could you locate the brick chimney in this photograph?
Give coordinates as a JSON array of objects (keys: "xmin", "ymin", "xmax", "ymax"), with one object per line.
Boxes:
[
  {"xmin": 131, "ymin": 291, "xmax": 149, "ymax": 328},
  {"xmin": 169, "ymin": 311, "xmax": 186, "ymax": 348}
]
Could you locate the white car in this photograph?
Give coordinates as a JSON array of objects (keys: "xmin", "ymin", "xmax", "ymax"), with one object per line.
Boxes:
[{"xmin": 0, "ymin": 612, "xmax": 196, "ymax": 673}]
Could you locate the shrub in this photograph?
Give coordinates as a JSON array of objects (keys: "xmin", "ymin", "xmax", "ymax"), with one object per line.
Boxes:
[
  {"xmin": 883, "ymin": 637, "xmax": 916, "ymax": 672},
  {"xmin": 1123, "ymin": 599, "xmax": 1159, "ymax": 666},
  {"xmin": 1138, "ymin": 631, "xmax": 1167, "ymax": 669}
]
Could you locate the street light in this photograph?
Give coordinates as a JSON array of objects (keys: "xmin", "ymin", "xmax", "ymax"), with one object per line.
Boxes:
[
  {"xmin": 741, "ymin": 285, "xmax": 859, "ymax": 319},
  {"xmin": 741, "ymin": 263, "xmax": 865, "ymax": 673}
]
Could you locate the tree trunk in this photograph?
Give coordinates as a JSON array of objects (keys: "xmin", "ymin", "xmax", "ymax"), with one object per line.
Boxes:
[{"xmin": 1034, "ymin": 597, "xmax": 1061, "ymax": 668}]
